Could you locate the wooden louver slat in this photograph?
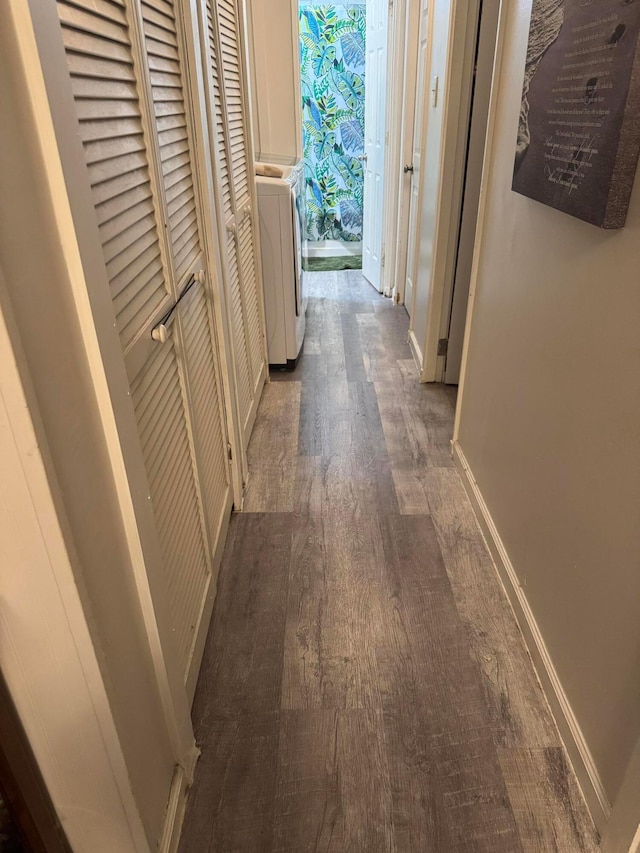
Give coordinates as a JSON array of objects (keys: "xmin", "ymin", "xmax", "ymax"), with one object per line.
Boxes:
[
  {"xmin": 205, "ymin": 0, "xmax": 231, "ymax": 219},
  {"xmin": 238, "ymin": 215, "xmax": 262, "ymax": 390},
  {"xmin": 141, "ymin": 0, "xmax": 202, "ymax": 282},
  {"xmin": 226, "ymin": 233, "xmax": 252, "ymax": 422},
  {"xmin": 57, "ymin": 0, "xmax": 170, "ymax": 351},
  {"xmin": 216, "ymin": 0, "xmax": 249, "ymax": 206},
  {"xmin": 130, "ymin": 337, "xmax": 210, "ymax": 669},
  {"xmin": 180, "ymin": 285, "xmax": 229, "ymax": 539}
]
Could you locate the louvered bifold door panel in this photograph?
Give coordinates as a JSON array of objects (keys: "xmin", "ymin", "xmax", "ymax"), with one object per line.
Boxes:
[
  {"xmin": 204, "ymin": 0, "xmax": 254, "ymax": 430},
  {"xmin": 180, "ymin": 283, "xmax": 230, "ymax": 546},
  {"xmin": 57, "ymin": 0, "xmax": 232, "ymax": 687},
  {"xmin": 57, "ymin": 0, "xmax": 172, "ymax": 352},
  {"xmin": 130, "ymin": 334, "xmax": 211, "ymax": 671},
  {"xmin": 216, "ymin": 0, "xmax": 249, "ymax": 207},
  {"xmin": 216, "ymin": 0, "xmax": 264, "ymax": 400},
  {"xmin": 205, "ymin": 0, "xmax": 232, "ymax": 220},
  {"xmin": 141, "ymin": 0, "xmax": 203, "ymax": 282}
]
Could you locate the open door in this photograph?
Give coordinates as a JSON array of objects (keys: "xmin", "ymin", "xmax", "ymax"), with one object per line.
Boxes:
[{"xmin": 362, "ymin": 0, "xmax": 388, "ymax": 291}]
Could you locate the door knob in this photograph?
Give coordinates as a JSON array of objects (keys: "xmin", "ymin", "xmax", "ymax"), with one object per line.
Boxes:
[
  {"xmin": 152, "ymin": 324, "xmax": 169, "ymax": 344},
  {"xmin": 358, "ymin": 154, "xmax": 368, "ymax": 162},
  {"xmin": 404, "ymin": 164, "xmax": 414, "ymax": 173}
]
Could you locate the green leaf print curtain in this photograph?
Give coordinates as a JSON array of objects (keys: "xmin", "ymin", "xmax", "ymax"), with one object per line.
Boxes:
[{"xmin": 299, "ymin": 3, "xmax": 366, "ymax": 243}]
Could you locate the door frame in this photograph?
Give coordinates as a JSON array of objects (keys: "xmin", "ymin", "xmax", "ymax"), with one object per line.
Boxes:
[
  {"xmin": 383, "ymin": 0, "xmax": 421, "ymax": 304},
  {"xmin": 362, "ymin": 0, "xmax": 388, "ymax": 292},
  {"xmin": 416, "ymin": 0, "xmax": 481, "ymax": 382},
  {"xmin": 444, "ymin": 0, "xmax": 501, "ymax": 385}
]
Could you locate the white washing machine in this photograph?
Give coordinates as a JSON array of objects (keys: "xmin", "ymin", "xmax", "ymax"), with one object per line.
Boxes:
[{"xmin": 255, "ymin": 160, "xmax": 307, "ymax": 368}]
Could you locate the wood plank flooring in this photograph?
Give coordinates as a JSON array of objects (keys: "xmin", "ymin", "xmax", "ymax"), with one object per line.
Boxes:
[{"xmin": 179, "ymin": 271, "xmax": 599, "ymax": 853}]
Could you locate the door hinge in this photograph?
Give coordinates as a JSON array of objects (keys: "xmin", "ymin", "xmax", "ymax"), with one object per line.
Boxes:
[
  {"xmin": 227, "ymin": 442, "xmax": 233, "ymax": 461},
  {"xmin": 381, "ymin": 245, "xmax": 386, "ymax": 268},
  {"xmin": 438, "ymin": 338, "xmax": 448, "ymax": 356}
]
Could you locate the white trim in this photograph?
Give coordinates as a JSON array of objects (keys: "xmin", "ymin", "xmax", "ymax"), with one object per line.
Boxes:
[
  {"xmin": 390, "ymin": 0, "xmax": 421, "ymax": 306},
  {"xmin": 290, "ymin": 0, "xmax": 304, "ymax": 161},
  {"xmin": 305, "ymin": 240, "xmax": 363, "ymax": 259},
  {"xmin": 158, "ymin": 767, "xmax": 190, "ymax": 853},
  {"xmin": 452, "ymin": 440, "xmax": 611, "ymax": 832},
  {"xmin": 381, "ymin": 0, "xmax": 407, "ymax": 299},
  {"xmin": 0, "ymin": 271, "xmax": 150, "ymax": 851}
]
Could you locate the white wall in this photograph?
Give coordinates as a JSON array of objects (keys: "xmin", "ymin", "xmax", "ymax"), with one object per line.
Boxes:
[
  {"xmin": 456, "ymin": 0, "xmax": 640, "ymax": 816},
  {"xmin": 246, "ymin": 0, "xmax": 302, "ymax": 161}
]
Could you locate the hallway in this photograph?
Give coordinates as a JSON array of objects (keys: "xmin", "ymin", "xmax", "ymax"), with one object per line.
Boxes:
[{"xmin": 179, "ymin": 271, "xmax": 599, "ymax": 852}]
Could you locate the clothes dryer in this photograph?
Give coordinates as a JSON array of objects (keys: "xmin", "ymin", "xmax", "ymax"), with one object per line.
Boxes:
[{"xmin": 255, "ymin": 160, "xmax": 307, "ymax": 368}]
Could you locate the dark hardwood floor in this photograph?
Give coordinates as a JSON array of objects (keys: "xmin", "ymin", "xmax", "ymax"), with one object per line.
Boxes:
[{"xmin": 179, "ymin": 271, "xmax": 599, "ymax": 852}]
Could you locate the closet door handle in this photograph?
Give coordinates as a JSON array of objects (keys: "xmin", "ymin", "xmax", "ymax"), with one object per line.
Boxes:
[{"xmin": 151, "ymin": 273, "xmax": 198, "ymax": 343}]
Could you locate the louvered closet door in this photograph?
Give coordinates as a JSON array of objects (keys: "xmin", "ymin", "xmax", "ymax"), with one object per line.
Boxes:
[
  {"xmin": 204, "ymin": 0, "xmax": 265, "ymax": 443},
  {"xmin": 57, "ymin": 0, "xmax": 232, "ymax": 689}
]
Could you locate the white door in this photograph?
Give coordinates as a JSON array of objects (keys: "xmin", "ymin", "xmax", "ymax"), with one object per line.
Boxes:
[
  {"xmin": 362, "ymin": 0, "xmax": 388, "ymax": 291},
  {"xmin": 55, "ymin": 0, "xmax": 234, "ymax": 696},
  {"xmin": 404, "ymin": 0, "xmax": 430, "ymax": 320}
]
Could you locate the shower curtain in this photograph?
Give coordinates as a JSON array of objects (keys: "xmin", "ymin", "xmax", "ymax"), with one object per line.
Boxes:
[{"xmin": 299, "ymin": 3, "xmax": 366, "ymax": 247}]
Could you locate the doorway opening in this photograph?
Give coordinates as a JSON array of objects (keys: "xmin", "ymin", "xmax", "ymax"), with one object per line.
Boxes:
[{"xmin": 298, "ymin": 0, "xmax": 388, "ymax": 290}]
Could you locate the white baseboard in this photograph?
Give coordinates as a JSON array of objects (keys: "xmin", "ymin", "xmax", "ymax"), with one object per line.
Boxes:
[
  {"xmin": 305, "ymin": 240, "xmax": 362, "ymax": 259},
  {"xmin": 159, "ymin": 766, "xmax": 190, "ymax": 853},
  {"xmin": 452, "ymin": 440, "xmax": 611, "ymax": 834}
]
